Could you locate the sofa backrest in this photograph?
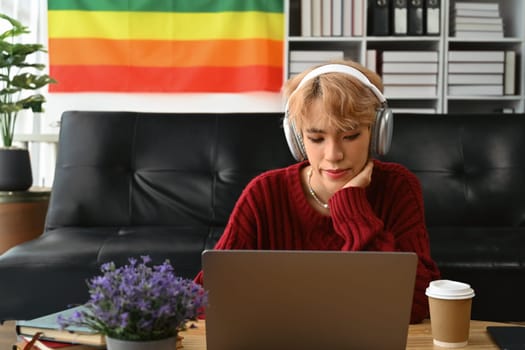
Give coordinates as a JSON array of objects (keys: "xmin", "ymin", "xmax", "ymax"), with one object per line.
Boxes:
[
  {"xmin": 380, "ymin": 113, "xmax": 525, "ymax": 227},
  {"xmin": 45, "ymin": 111, "xmax": 296, "ymax": 231},
  {"xmin": 47, "ymin": 111, "xmax": 525, "ymax": 232}
]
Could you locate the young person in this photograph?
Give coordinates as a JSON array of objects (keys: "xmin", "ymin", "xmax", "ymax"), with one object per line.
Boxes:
[{"xmin": 195, "ymin": 60, "xmax": 440, "ymax": 323}]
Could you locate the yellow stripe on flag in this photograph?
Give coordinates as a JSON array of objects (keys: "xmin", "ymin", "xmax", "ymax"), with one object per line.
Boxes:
[{"xmin": 48, "ymin": 10, "xmax": 284, "ymax": 40}]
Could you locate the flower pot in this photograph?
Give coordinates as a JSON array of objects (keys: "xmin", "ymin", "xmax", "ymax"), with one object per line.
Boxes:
[
  {"xmin": 105, "ymin": 335, "xmax": 178, "ymax": 350},
  {"xmin": 0, "ymin": 148, "xmax": 32, "ymax": 191}
]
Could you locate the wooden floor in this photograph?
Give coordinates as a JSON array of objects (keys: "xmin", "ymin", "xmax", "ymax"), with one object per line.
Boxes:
[{"xmin": 0, "ymin": 321, "xmax": 16, "ymax": 350}]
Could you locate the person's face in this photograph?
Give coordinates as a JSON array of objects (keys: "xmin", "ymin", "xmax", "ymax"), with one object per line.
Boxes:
[{"xmin": 302, "ymin": 99, "xmax": 371, "ymax": 195}]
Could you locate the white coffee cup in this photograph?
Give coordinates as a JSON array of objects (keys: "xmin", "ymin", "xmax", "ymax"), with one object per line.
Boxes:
[{"xmin": 425, "ymin": 280, "xmax": 475, "ymax": 348}]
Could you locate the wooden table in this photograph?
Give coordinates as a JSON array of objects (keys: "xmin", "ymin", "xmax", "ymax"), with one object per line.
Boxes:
[
  {"xmin": 407, "ymin": 320, "xmax": 515, "ymax": 349},
  {"xmin": 179, "ymin": 319, "xmax": 521, "ymax": 349},
  {"xmin": 0, "ymin": 187, "xmax": 50, "ymax": 254}
]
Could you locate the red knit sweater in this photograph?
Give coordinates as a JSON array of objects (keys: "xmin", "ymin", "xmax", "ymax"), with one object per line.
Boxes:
[{"xmin": 195, "ymin": 160, "xmax": 440, "ymax": 323}]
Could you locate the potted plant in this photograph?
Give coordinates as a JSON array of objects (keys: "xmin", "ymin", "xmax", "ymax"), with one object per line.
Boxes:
[
  {"xmin": 58, "ymin": 256, "xmax": 208, "ymax": 350},
  {"xmin": 0, "ymin": 13, "xmax": 56, "ymax": 191}
]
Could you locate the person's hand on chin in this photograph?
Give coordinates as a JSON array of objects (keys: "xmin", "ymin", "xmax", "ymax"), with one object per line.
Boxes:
[{"xmin": 343, "ymin": 160, "xmax": 374, "ymax": 188}]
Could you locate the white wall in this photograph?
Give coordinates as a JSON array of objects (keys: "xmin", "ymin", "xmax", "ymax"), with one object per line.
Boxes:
[{"xmin": 43, "ymin": 93, "xmax": 284, "ymax": 132}]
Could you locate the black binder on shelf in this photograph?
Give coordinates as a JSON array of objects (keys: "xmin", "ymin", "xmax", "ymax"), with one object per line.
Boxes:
[
  {"xmin": 407, "ymin": 0, "xmax": 423, "ymax": 35},
  {"xmin": 425, "ymin": 0, "xmax": 440, "ymax": 35},
  {"xmin": 367, "ymin": 0, "xmax": 390, "ymax": 36},
  {"xmin": 391, "ymin": 0, "xmax": 407, "ymax": 35}
]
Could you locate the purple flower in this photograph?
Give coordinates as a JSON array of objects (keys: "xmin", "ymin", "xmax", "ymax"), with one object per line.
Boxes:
[{"xmin": 57, "ymin": 256, "xmax": 208, "ymax": 341}]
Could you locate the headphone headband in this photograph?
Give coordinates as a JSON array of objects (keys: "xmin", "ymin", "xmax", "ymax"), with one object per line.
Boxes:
[{"xmin": 293, "ymin": 64, "xmax": 386, "ymax": 103}]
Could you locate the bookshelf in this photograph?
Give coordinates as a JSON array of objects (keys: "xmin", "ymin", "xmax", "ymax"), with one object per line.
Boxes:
[{"xmin": 286, "ymin": 0, "xmax": 525, "ymax": 114}]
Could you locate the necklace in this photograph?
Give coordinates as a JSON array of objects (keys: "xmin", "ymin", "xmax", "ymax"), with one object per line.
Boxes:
[{"xmin": 307, "ymin": 167, "xmax": 329, "ymax": 209}]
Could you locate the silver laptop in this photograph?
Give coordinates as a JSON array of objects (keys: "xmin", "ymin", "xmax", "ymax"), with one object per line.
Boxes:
[{"xmin": 202, "ymin": 250, "xmax": 418, "ymax": 350}]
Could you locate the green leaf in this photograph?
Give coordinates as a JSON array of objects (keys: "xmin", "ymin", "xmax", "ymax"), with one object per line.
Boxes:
[
  {"xmin": 0, "ymin": 13, "xmax": 29, "ymax": 40},
  {"xmin": 0, "ymin": 86, "xmax": 22, "ymax": 95},
  {"xmin": 0, "ymin": 13, "xmax": 56, "ymax": 147},
  {"xmin": 11, "ymin": 73, "xmax": 56, "ymax": 90},
  {"xmin": 19, "ymin": 94, "xmax": 46, "ymax": 112},
  {"xmin": 0, "ymin": 102, "xmax": 22, "ymax": 114}
]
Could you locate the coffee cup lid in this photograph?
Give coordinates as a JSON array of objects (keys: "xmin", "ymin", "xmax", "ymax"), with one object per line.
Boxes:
[{"xmin": 425, "ymin": 279, "xmax": 475, "ymax": 300}]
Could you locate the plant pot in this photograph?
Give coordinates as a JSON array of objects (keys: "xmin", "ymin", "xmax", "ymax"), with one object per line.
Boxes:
[
  {"xmin": 105, "ymin": 335, "xmax": 178, "ymax": 350},
  {"xmin": 0, "ymin": 148, "xmax": 32, "ymax": 191}
]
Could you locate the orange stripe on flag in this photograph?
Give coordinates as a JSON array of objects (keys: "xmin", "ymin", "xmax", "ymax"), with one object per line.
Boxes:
[
  {"xmin": 48, "ymin": 38, "xmax": 283, "ymax": 68},
  {"xmin": 49, "ymin": 65, "xmax": 283, "ymax": 92}
]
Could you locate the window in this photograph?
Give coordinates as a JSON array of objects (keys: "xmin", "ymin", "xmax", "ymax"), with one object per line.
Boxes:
[{"xmin": 0, "ymin": 0, "xmax": 58, "ymax": 187}]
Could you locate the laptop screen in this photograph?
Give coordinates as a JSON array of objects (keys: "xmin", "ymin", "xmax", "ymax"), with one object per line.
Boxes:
[{"xmin": 202, "ymin": 250, "xmax": 417, "ymax": 350}]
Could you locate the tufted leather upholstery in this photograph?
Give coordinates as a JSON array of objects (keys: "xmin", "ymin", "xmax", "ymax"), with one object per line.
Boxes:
[
  {"xmin": 0, "ymin": 111, "xmax": 523, "ymax": 322},
  {"xmin": 0, "ymin": 111, "xmax": 295, "ymax": 321},
  {"xmin": 379, "ymin": 113, "xmax": 525, "ymax": 322}
]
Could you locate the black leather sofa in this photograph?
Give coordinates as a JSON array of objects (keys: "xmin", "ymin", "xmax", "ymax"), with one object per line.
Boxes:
[{"xmin": 0, "ymin": 111, "xmax": 523, "ymax": 323}]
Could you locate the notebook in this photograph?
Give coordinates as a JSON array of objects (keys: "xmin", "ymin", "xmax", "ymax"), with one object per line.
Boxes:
[
  {"xmin": 16, "ymin": 305, "xmax": 105, "ymax": 347},
  {"xmin": 487, "ymin": 326, "xmax": 525, "ymax": 349},
  {"xmin": 202, "ymin": 250, "xmax": 418, "ymax": 350},
  {"xmin": 15, "ymin": 305, "xmax": 105, "ymax": 347}
]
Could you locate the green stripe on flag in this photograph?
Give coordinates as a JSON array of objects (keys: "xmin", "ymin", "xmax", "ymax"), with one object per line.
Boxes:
[{"xmin": 48, "ymin": 0, "xmax": 283, "ymax": 13}]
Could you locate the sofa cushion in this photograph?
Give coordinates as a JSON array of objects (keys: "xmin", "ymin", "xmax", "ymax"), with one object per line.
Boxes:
[{"xmin": 429, "ymin": 227, "xmax": 525, "ymax": 269}]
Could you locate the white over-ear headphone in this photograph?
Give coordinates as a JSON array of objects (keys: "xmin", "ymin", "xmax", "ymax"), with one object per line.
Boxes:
[{"xmin": 283, "ymin": 63, "xmax": 394, "ymax": 161}]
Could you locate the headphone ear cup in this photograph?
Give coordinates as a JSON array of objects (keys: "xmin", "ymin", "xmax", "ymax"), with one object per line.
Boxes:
[
  {"xmin": 283, "ymin": 113, "xmax": 307, "ymax": 161},
  {"xmin": 370, "ymin": 107, "xmax": 394, "ymax": 156}
]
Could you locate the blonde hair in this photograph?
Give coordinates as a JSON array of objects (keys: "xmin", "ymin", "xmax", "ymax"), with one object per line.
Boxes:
[{"xmin": 283, "ymin": 60, "xmax": 384, "ymax": 132}]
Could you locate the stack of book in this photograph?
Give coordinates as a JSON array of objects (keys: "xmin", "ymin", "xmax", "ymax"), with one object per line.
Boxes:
[
  {"xmin": 300, "ymin": 0, "xmax": 364, "ymax": 37},
  {"xmin": 13, "ymin": 306, "xmax": 105, "ymax": 350},
  {"xmin": 379, "ymin": 50, "xmax": 439, "ymax": 98},
  {"xmin": 288, "ymin": 50, "xmax": 345, "ymax": 77},
  {"xmin": 450, "ymin": 2, "xmax": 504, "ymax": 38},
  {"xmin": 447, "ymin": 50, "xmax": 515, "ymax": 96}
]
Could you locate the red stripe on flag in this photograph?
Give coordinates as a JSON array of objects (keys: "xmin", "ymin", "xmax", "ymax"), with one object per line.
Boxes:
[{"xmin": 49, "ymin": 65, "xmax": 283, "ymax": 93}]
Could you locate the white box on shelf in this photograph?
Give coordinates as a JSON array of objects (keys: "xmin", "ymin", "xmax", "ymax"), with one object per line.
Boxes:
[
  {"xmin": 448, "ymin": 84, "xmax": 503, "ymax": 96},
  {"xmin": 448, "ymin": 74, "xmax": 503, "ymax": 85},
  {"xmin": 290, "ymin": 50, "xmax": 345, "ymax": 61},
  {"xmin": 301, "ymin": 0, "xmax": 312, "ymax": 36},
  {"xmin": 448, "ymin": 50, "xmax": 504, "ymax": 62},
  {"xmin": 448, "ymin": 62, "xmax": 504, "ymax": 73},
  {"xmin": 383, "ymin": 85, "xmax": 437, "ymax": 97},
  {"xmin": 382, "ymin": 62, "xmax": 439, "ymax": 73},
  {"xmin": 383, "ymin": 74, "xmax": 438, "ymax": 85},
  {"xmin": 504, "ymin": 50, "xmax": 516, "ymax": 95},
  {"xmin": 382, "ymin": 51, "xmax": 439, "ymax": 62}
]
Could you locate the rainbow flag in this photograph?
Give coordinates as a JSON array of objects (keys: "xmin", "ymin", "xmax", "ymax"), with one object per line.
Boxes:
[{"xmin": 47, "ymin": 0, "xmax": 284, "ymax": 93}]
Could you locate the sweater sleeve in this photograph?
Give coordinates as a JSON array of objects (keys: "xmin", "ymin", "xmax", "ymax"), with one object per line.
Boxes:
[
  {"xmin": 386, "ymin": 168, "xmax": 441, "ymax": 323},
  {"xmin": 329, "ymin": 187, "xmax": 395, "ymax": 251}
]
